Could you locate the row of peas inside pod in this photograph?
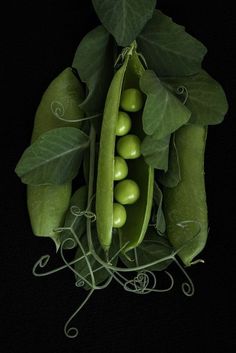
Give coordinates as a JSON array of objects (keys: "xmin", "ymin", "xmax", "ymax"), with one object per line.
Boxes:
[{"xmin": 113, "ymin": 88, "xmax": 144, "ymax": 228}]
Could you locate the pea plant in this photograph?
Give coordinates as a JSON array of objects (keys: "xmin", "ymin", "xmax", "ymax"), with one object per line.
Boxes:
[{"xmin": 15, "ymin": 0, "xmax": 228, "ymax": 338}]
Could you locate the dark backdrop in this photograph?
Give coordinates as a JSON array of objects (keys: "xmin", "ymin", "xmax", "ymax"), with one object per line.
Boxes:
[{"xmin": 2, "ymin": 1, "xmax": 235, "ymax": 352}]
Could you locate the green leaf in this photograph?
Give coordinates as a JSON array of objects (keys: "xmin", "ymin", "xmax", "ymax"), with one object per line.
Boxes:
[
  {"xmin": 163, "ymin": 70, "xmax": 229, "ymax": 125},
  {"xmin": 61, "ymin": 186, "xmax": 88, "ymax": 250},
  {"xmin": 140, "ymin": 70, "xmax": 191, "ymax": 139},
  {"xmin": 15, "ymin": 127, "xmax": 89, "ymax": 185},
  {"xmin": 74, "ymin": 229, "xmax": 119, "ymax": 290},
  {"xmin": 120, "ymin": 227, "xmax": 173, "ymax": 271},
  {"xmin": 153, "ymin": 182, "xmax": 166, "ymax": 234},
  {"xmin": 137, "ymin": 10, "xmax": 207, "ymax": 77},
  {"xmin": 158, "ymin": 133, "xmax": 181, "ymax": 187},
  {"xmin": 92, "ymin": 0, "xmax": 156, "ymax": 47},
  {"xmin": 141, "ymin": 134, "xmax": 170, "ymax": 171},
  {"xmin": 72, "ymin": 26, "xmax": 114, "ymax": 115}
]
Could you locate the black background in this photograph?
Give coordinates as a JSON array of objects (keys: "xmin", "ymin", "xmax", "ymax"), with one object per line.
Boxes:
[{"xmin": 2, "ymin": 1, "xmax": 235, "ymax": 352}]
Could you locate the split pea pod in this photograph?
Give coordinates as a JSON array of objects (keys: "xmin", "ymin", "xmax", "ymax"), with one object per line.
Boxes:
[
  {"xmin": 27, "ymin": 68, "xmax": 84, "ymax": 249},
  {"xmin": 96, "ymin": 50, "xmax": 154, "ymax": 254},
  {"xmin": 163, "ymin": 124, "xmax": 208, "ymax": 266}
]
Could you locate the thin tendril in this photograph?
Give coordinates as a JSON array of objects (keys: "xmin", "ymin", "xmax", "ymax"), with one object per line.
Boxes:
[
  {"xmin": 64, "ymin": 288, "xmax": 95, "ymax": 339},
  {"xmin": 176, "ymin": 86, "xmax": 189, "ymax": 105},
  {"xmin": 137, "ymin": 52, "xmax": 148, "ymax": 69},
  {"xmin": 70, "ymin": 206, "xmax": 96, "ymax": 222},
  {"xmin": 60, "ymin": 229, "xmax": 96, "ymax": 289},
  {"xmin": 173, "ymin": 258, "xmax": 195, "ymax": 296},
  {"xmin": 50, "ymin": 100, "xmax": 101, "ymax": 122},
  {"xmin": 32, "ymin": 250, "xmax": 91, "ymax": 277}
]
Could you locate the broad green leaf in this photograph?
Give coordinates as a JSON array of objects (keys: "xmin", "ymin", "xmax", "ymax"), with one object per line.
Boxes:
[
  {"xmin": 15, "ymin": 127, "xmax": 89, "ymax": 185},
  {"xmin": 137, "ymin": 10, "xmax": 207, "ymax": 77},
  {"xmin": 163, "ymin": 70, "xmax": 229, "ymax": 125},
  {"xmin": 74, "ymin": 229, "xmax": 119, "ymax": 290},
  {"xmin": 92, "ymin": 0, "xmax": 156, "ymax": 47},
  {"xmin": 140, "ymin": 70, "xmax": 191, "ymax": 139},
  {"xmin": 61, "ymin": 186, "xmax": 88, "ymax": 249},
  {"xmin": 120, "ymin": 227, "xmax": 173, "ymax": 271},
  {"xmin": 153, "ymin": 182, "xmax": 166, "ymax": 234},
  {"xmin": 141, "ymin": 134, "xmax": 170, "ymax": 171},
  {"xmin": 158, "ymin": 133, "xmax": 181, "ymax": 187},
  {"xmin": 72, "ymin": 26, "xmax": 114, "ymax": 115}
]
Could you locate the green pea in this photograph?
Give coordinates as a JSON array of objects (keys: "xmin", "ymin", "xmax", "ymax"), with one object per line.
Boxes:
[
  {"xmin": 113, "ymin": 203, "xmax": 127, "ymax": 228},
  {"xmin": 120, "ymin": 88, "xmax": 144, "ymax": 112},
  {"xmin": 114, "ymin": 179, "xmax": 140, "ymax": 205},
  {"xmin": 116, "ymin": 111, "xmax": 132, "ymax": 136},
  {"xmin": 27, "ymin": 68, "xmax": 84, "ymax": 249},
  {"xmin": 114, "ymin": 156, "xmax": 128, "ymax": 181},
  {"xmin": 163, "ymin": 124, "xmax": 208, "ymax": 266},
  {"xmin": 117, "ymin": 134, "xmax": 141, "ymax": 159}
]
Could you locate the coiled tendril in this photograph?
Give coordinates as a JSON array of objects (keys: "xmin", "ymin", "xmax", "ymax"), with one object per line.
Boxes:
[
  {"xmin": 50, "ymin": 100, "xmax": 101, "ymax": 123},
  {"xmin": 176, "ymin": 85, "xmax": 189, "ymax": 105}
]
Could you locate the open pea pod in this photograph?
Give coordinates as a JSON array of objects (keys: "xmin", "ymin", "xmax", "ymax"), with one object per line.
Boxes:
[
  {"xmin": 96, "ymin": 47, "xmax": 154, "ymax": 254},
  {"xmin": 27, "ymin": 68, "xmax": 85, "ymax": 250},
  {"xmin": 163, "ymin": 124, "xmax": 208, "ymax": 266}
]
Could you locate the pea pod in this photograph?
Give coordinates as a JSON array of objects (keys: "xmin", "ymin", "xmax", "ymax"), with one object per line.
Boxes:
[
  {"xmin": 27, "ymin": 68, "xmax": 84, "ymax": 250},
  {"xmin": 163, "ymin": 124, "xmax": 208, "ymax": 266},
  {"xmin": 96, "ymin": 48, "xmax": 154, "ymax": 253}
]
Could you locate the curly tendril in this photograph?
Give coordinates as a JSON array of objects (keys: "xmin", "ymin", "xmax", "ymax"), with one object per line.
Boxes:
[
  {"xmin": 173, "ymin": 258, "xmax": 195, "ymax": 296},
  {"xmin": 123, "ymin": 270, "xmax": 174, "ymax": 294},
  {"xmin": 70, "ymin": 206, "xmax": 96, "ymax": 222},
  {"xmin": 64, "ymin": 288, "xmax": 95, "ymax": 339},
  {"xmin": 176, "ymin": 85, "xmax": 189, "ymax": 105},
  {"xmin": 50, "ymin": 100, "xmax": 101, "ymax": 123}
]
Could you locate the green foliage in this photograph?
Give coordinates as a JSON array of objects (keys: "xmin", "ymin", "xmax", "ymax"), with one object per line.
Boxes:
[
  {"xmin": 163, "ymin": 70, "xmax": 229, "ymax": 125},
  {"xmin": 15, "ymin": 127, "xmax": 89, "ymax": 185},
  {"xmin": 72, "ymin": 26, "xmax": 114, "ymax": 115},
  {"xmin": 137, "ymin": 10, "xmax": 207, "ymax": 77},
  {"xmin": 92, "ymin": 0, "xmax": 156, "ymax": 46},
  {"xmin": 140, "ymin": 70, "xmax": 191, "ymax": 139},
  {"xmin": 141, "ymin": 134, "xmax": 170, "ymax": 171}
]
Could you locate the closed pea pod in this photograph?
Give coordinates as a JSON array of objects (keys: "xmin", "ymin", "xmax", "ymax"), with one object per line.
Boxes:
[
  {"xmin": 163, "ymin": 124, "xmax": 208, "ymax": 266},
  {"xmin": 96, "ymin": 47, "xmax": 154, "ymax": 254},
  {"xmin": 27, "ymin": 68, "xmax": 84, "ymax": 249}
]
